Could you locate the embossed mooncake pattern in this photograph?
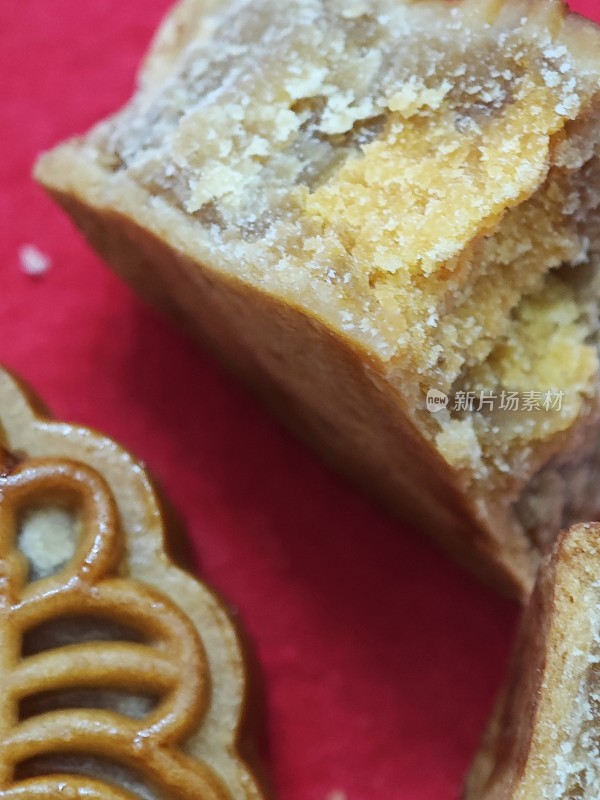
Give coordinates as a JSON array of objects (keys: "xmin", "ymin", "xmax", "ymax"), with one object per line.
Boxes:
[{"xmin": 0, "ymin": 369, "xmax": 264, "ymax": 800}]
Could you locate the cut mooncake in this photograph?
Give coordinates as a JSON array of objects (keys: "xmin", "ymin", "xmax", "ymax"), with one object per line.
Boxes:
[
  {"xmin": 465, "ymin": 522, "xmax": 600, "ymax": 799},
  {"xmin": 35, "ymin": 0, "xmax": 600, "ymax": 598}
]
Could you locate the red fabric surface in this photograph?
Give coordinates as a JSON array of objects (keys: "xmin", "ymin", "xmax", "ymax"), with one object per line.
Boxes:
[{"xmin": 1, "ymin": 2, "xmax": 599, "ymax": 798}]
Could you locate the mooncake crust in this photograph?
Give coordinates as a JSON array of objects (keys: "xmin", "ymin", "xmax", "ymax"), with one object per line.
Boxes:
[
  {"xmin": 465, "ymin": 522, "xmax": 600, "ymax": 799},
  {"xmin": 0, "ymin": 367, "xmax": 266, "ymax": 800}
]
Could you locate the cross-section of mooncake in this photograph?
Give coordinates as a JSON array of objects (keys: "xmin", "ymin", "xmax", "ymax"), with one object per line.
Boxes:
[{"xmin": 36, "ymin": 0, "xmax": 600, "ymax": 598}]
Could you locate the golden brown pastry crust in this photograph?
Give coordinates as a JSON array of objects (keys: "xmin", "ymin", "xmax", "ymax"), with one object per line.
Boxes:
[
  {"xmin": 0, "ymin": 367, "xmax": 265, "ymax": 800},
  {"xmin": 34, "ymin": 0, "xmax": 600, "ymax": 600}
]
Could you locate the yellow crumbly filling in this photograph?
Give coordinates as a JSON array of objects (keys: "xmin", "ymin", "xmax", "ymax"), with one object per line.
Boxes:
[
  {"xmin": 474, "ymin": 277, "xmax": 598, "ymax": 433},
  {"xmin": 437, "ymin": 273, "xmax": 600, "ymax": 472},
  {"xmin": 305, "ymin": 133, "xmax": 597, "ymax": 385},
  {"xmin": 305, "ymin": 81, "xmax": 563, "ymax": 279}
]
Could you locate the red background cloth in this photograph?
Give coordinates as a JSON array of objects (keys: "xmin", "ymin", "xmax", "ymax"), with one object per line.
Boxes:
[{"xmin": 1, "ymin": 2, "xmax": 599, "ymax": 798}]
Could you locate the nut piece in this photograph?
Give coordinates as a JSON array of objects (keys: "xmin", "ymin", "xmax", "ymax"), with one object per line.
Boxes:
[
  {"xmin": 465, "ymin": 522, "xmax": 600, "ymax": 799},
  {"xmin": 0, "ymin": 367, "xmax": 264, "ymax": 800},
  {"xmin": 35, "ymin": 0, "xmax": 600, "ymax": 598}
]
